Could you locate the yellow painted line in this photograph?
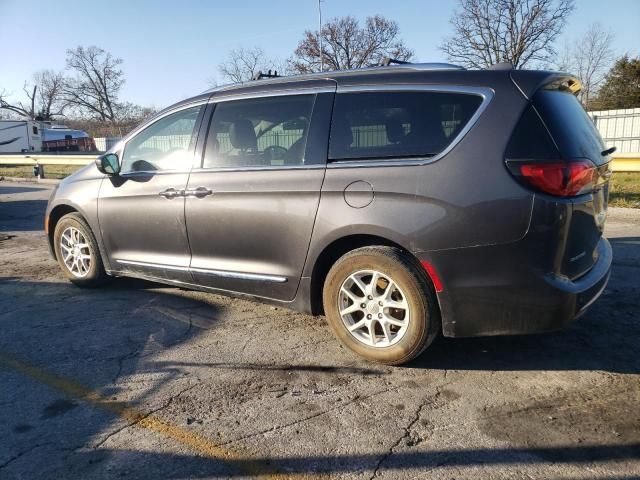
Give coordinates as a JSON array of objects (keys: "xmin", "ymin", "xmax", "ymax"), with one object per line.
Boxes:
[{"xmin": 0, "ymin": 352, "xmax": 290, "ymax": 479}]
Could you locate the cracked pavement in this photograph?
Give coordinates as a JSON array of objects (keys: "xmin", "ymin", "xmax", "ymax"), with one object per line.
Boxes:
[{"xmin": 1, "ymin": 181, "xmax": 639, "ymax": 479}]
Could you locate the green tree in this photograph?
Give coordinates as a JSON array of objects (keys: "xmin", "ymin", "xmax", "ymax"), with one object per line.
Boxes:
[{"xmin": 589, "ymin": 55, "xmax": 640, "ymax": 110}]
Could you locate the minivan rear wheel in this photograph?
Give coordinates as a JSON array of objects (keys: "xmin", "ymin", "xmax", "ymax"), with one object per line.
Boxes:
[
  {"xmin": 53, "ymin": 213, "xmax": 108, "ymax": 288},
  {"xmin": 323, "ymin": 247, "xmax": 440, "ymax": 365}
]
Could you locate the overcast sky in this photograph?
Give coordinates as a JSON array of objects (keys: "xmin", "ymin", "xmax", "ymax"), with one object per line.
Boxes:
[{"xmin": 1, "ymin": 0, "xmax": 638, "ymax": 109}]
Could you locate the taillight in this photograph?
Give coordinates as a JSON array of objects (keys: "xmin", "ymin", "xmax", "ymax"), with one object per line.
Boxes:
[{"xmin": 506, "ymin": 159, "xmax": 598, "ymax": 197}]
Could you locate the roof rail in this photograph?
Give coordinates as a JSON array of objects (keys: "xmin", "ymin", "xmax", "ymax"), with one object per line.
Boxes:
[
  {"xmin": 488, "ymin": 62, "xmax": 514, "ymax": 71},
  {"xmin": 252, "ymin": 70, "xmax": 281, "ymax": 81},
  {"xmin": 379, "ymin": 57, "xmax": 412, "ymax": 67},
  {"xmin": 202, "ymin": 62, "xmax": 466, "ymax": 94}
]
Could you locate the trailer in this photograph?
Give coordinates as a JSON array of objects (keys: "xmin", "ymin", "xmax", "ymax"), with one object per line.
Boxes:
[
  {"xmin": 41, "ymin": 125, "xmax": 97, "ymax": 152},
  {"xmin": 0, "ymin": 121, "xmax": 96, "ymax": 153},
  {"xmin": 0, "ymin": 120, "xmax": 42, "ymax": 152}
]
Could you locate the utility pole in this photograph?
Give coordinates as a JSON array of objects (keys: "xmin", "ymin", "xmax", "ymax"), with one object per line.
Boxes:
[{"xmin": 318, "ymin": 0, "xmax": 323, "ymax": 72}]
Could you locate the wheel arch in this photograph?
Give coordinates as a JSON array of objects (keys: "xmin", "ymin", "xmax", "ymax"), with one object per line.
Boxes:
[
  {"xmin": 47, "ymin": 203, "xmax": 111, "ymax": 272},
  {"xmin": 47, "ymin": 204, "xmax": 80, "ymax": 258},
  {"xmin": 308, "ymin": 233, "xmax": 428, "ymax": 316}
]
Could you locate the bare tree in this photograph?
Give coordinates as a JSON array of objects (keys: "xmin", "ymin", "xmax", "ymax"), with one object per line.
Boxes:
[
  {"xmin": 34, "ymin": 70, "xmax": 68, "ymax": 119},
  {"xmin": 0, "ymin": 85, "xmax": 36, "ymax": 119},
  {"xmin": 62, "ymin": 46, "xmax": 124, "ymax": 121},
  {"xmin": 557, "ymin": 23, "xmax": 615, "ymax": 106},
  {"xmin": 66, "ymin": 104, "xmax": 158, "ymax": 138},
  {"xmin": 289, "ymin": 15, "xmax": 413, "ymax": 74},
  {"xmin": 0, "ymin": 70, "xmax": 67, "ymax": 120},
  {"xmin": 555, "ymin": 41, "xmax": 573, "ymax": 72},
  {"xmin": 440, "ymin": 0, "xmax": 575, "ymax": 69},
  {"xmin": 217, "ymin": 46, "xmax": 285, "ymax": 83}
]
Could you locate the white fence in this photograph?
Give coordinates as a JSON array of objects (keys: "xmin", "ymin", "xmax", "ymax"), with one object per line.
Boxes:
[
  {"xmin": 93, "ymin": 137, "xmax": 121, "ymax": 152},
  {"xmin": 93, "ymin": 135, "xmax": 192, "ymax": 152},
  {"xmin": 589, "ymin": 108, "xmax": 640, "ymax": 154}
]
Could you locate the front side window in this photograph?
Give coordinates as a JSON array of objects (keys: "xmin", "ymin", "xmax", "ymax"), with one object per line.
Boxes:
[
  {"xmin": 203, "ymin": 95, "xmax": 315, "ymax": 169},
  {"xmin": 121, "ymin": 105, "xmax": 202, "ymax": 173},
  {"xmin": 329, "ymin": 91, "xmax": 483, "ymax": 161}
]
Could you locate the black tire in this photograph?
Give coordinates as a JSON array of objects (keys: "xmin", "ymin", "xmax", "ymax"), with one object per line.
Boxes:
[
  {"xmin": 53, "ymin": 213, "xmax": 109, "ymax": 288},
  {"xmin": 323, "ymin": 246, "xmax": 440, "ymax": 365}
]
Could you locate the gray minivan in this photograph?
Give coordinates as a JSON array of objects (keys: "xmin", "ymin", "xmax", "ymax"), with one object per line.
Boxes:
[{"xmin": 45, "ymin": 62, "xmax": 613, "ymax": 365}]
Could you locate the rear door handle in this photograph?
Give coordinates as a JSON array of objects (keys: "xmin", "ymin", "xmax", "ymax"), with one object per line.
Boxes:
[
  {"xmin": 159, "ymin": 188, "xmax": 183, "ymax": 199},
  {"xmin": 184, "ymin": 186, "xmax": 213, "ymax": 198}
]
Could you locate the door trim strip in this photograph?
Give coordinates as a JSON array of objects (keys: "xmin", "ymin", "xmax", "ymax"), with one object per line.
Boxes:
[{"xmin": 116, "ymin": 259, "xmax": 287, "ymax": 283}]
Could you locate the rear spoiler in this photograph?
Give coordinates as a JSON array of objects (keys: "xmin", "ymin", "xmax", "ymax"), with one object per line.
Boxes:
[{"xmin": 509, "ymin": 70, "xmax": 582, "ymax": 100}]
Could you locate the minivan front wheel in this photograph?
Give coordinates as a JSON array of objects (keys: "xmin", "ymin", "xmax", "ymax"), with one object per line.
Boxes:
[
  {"xmin": 53, "ymin": 213, "xmax": 108, "ymax": 287},
  {"xmin": 323, "ymin": 247, "xmax": 440, "ymax": 365}
]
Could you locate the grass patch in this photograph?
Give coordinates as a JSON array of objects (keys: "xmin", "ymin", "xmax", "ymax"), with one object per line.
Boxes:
[
  {"xmin": 609, "ymin": 172, "xmax": 640, "ymax": 208},
  {"xmin": 0, "ymin": 164, "xmax": 84, "ymax": 180}
]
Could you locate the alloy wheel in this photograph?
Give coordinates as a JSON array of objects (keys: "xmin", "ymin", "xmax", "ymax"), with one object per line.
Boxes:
[
  {"xmin": 59, "ymin": 226, "xmax": 92, "ymax": 278},
  {"xmin": 337, "ymin": 269, "xmax": 410, "ymax": 347}
]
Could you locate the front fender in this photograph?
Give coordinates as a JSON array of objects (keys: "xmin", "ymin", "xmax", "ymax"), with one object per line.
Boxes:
[{"xmin": 46, "ymin": 172, "xmax": 110, "ymax": 271}]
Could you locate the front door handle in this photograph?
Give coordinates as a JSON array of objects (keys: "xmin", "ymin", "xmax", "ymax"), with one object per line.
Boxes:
[
  {"xmin": 184, "ymin": 186, "xmax": 213, "ymax": 198},
  {"xmin": 159, "ymin": 188, "xmax": 183, "ymax": 199}
]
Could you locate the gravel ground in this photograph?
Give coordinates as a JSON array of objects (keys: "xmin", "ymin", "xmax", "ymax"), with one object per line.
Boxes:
[{"xmin": 1, "ymin": 181, "xmax": 639, "ymax": 479}]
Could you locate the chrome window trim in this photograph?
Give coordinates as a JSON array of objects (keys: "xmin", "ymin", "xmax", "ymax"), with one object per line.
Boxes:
[
  {"xmin": 119, "ymin": 169, "xmax": 193, "ymax": 177},
  {"xmin": 116, "ymin": 259, "xmax": 288, "ymax": 283},
  {"xmin": 191, "ymin": 164, "xmax": 325, "ymax": 173},
  {"xmin": 327, "ymin": 84, "xmax": 494, "ymax": 169},
  {"xmin": 208, "ymin": 86, "xmax": 335, "ymax": 104}
]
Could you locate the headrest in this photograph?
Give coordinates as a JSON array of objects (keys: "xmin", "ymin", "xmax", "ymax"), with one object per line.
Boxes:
[
  {"xmin": 229, "ymin": 119, "xmax": 257, "ymax": 150},
  {"xmin": 385, "ymin": 120, "xmax": 405, "ymax": 143}
]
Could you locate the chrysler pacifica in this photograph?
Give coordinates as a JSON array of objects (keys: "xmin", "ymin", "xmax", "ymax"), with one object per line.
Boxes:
[{"xmin": 45, "ymin": 62, "xmax": 613, "ymax": 364}]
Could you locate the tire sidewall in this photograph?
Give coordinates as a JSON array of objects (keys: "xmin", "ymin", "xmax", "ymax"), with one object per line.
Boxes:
[
  {"xmin": 323, "ymin": 249, "xmax": 435, "ymax": 365},
  {"xmin": 53, "ymin": 214, "xmax": 104, "ymax": 285}
]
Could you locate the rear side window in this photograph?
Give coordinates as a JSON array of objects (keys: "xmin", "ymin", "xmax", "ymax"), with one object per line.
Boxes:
[
  {"xmin": 533, "ymin": 89, "xmax": 606, "ymax": 164},
  {"xmin": 505, "ymin": 105, "xmax": 559, "ymax": 160},
  {"xmin": 329, "ymin": 91, "xmax": 483, "ymax": 161}
]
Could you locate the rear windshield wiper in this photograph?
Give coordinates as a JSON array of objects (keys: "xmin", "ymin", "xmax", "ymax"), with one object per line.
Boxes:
[{"xmin": 601, "ymin": 146, "xmax": 616, "ymax": 156}]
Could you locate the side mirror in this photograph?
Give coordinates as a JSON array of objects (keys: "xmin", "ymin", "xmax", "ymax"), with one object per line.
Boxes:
[{"xmin": 96, "ymin": 153, "xmax": 121, "ymax": 175}]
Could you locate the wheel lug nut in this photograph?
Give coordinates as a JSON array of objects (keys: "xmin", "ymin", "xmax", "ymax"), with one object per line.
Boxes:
[
  {"xmin": 378, "ymin": 313, "xmax": 382, "ymax": 319},
  {"xmin": 367, "ymin": 314, "xmax": 372, "ymax": 319},
  {"xmin": 368, "ymin": 295, "xmax": 373, "ymax": 300},
  {"xmin": 361, "ymin": 303, "xmax": 366, "ymax": 308},
  {"xmin": 378, "ymin": 301, "xmax": 383, "ymax": 306}
]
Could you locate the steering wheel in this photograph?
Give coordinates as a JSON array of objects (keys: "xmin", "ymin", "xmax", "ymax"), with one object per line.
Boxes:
[{"xmin": 263, "ymin": 145, "xmax": 288, "ymax": 161}]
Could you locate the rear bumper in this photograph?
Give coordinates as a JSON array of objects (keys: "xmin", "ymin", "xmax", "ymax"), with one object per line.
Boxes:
[
  {"xmin": 418, "ymin": 237, "xmax": 612, "ymax": 338},
  {"xmin": 544, "ymin": 237, "xmax": 612, "ymax": 318}
]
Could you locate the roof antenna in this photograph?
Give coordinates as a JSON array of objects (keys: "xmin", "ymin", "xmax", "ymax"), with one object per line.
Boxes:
[{"xmin": 318, "ymin": 0, "xmax": 323, "ymax": 72}]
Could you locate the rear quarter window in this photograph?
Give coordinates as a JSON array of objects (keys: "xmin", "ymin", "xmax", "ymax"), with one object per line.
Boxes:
[
  {"xmin": 533, "ymin": 89, "xmax": 606, "ymax": 165},
  {"xmin": 329, "ymin": 91, "xmax": 483, "ymax": 161}
]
